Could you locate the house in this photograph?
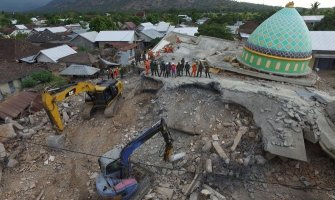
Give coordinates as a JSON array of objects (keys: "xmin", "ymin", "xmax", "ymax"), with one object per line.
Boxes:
[
  {"xmin": 196, "ymin": 18, "xmax": 209, "ymax": 25},
  {"xmin": 59, "ymin": 52, "xmax": 98, "ymax": 66},
  {"xmin": 26, "ymin": 30, "xmax": 70, "ymax": 45},
  {"xmin": 302, "ymin": 15, "xmax": 324, "ymax": 29},
  {"xmin": 0, "ymin": 62, "xmax": 45, "ymax": 95},
  {"xmin": 15, "ymin": 25, "xmax": 28, "ymax": 30},
  {"xmin": 121, "ymin": 22, "xmax": 137, "ymax": 30},
  {"xmin": 65, "ymin": 23, "xmax": 82, "ymax": 31},
  {"xmin": 310, "ymin": 31, "xmax": 335, "ymax": 70},
  {"xmin": 238, "ymin": 21, "xmax": 259, "ymax": 40},
  {"xmin": 59, "ymin": 64, "xmax": 100, "ymax": 78},
  {"xmin": 35, "ymin": 45, "xmax": 77, "ymax": 63},
  {"xmin": 45, "ymin": 26, "xmax": 68, "ymax": 34},
  {"xmin": 137, "ymin": 22, "xmax": 155, "ymax": 32},
  {"xmin": 139, "ymin": 29, "xmax": 164, "ymax": 43},
  {"xmin": 156, "ymin": 22, "xmax": 171, "ymax": 34},
  {"xmin": 117, "ymin": 43, "xmax": 139, "ymax": 65},
  {"xmin": 178, "ymin": 15, "xmax": 192, "ymax": 22},
  {"xmin": 95, "ymin": 31, "xmax": 136, "ymax": 49},
  {"xmin": 172, "ymin": 27, "xmax": 198, "ymax": 36},
  {"xmin": 70, "ymin": 31, "xmax": 98, "ymax": 50}
]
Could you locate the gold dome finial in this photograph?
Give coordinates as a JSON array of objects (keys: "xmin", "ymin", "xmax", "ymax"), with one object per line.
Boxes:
[{"xmin": 286, "ymin": 1, "xmax": 294, "ymax": 8}]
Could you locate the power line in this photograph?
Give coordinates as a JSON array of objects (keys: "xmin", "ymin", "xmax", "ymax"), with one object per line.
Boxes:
[{"xmin": 0, "ymin": 135, "xmax": 334, "ymax": 192}]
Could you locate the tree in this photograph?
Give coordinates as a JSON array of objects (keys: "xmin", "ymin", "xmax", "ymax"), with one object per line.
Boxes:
[
  {"xmin": 89, "ymin": 16, "xmax": 117, "ymax": 32},
  {"xmin": 314, "ymin": 10, "xmax": 335, "ymax": 30},
  {"xmin": 196, "ymin": 23, "xmax": 233, "ymax": 40},
  {"xmin": 311, "ymin": 1, "xmax": 321, "ymax": 14}
]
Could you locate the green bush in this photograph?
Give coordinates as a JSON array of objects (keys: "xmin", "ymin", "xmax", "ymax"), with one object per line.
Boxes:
[
  {"xmin": 21, "ymin": 77, "xmax": 38, "ymax": 88},
  {"xmin": 50, "ymin": 75, "xmax": 67, "ymax": 88},
  {"xmin": 30, "ymin": 70, "xmax": 53, "ymax": 83}
]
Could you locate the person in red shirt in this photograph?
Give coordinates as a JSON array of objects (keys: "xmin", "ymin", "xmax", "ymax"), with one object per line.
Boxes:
[{"xmin": 191, "ymin": 63, "xmax": 197, "ymax": 77}]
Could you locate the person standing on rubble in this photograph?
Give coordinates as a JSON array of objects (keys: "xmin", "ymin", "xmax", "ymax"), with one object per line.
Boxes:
[
  {"xmin": 150, "ymin": 60, "xmax": 155, "ymax": 76},
  {"xmin": 165, "ymin": 62, "xmax": 170, "ymax": 78},
  {"xmin": 181, "ymin": 58, "xmax": 185, "ymax": 76},
  {"xmin": 159, "ymin": 60, "xmax": 165, "ymax": 77},
  {"xmin": 197, "ymin": 61, "xmax": 203, "ymax": 77},
  {"xmin": 176, "ymin": 62, "xmax": 181, "ymax": 76},
  {"xmin": 185, "ymin": 61, "xmax": 191, "ymax": 77},
  {"xmin": 205, "ymin": 64, "xmax": 211, "ymax": 78},
  {"xmin": 154, "ymin": 60, "xmax": 159, "ymax": 76},
  {"xmin": 171, "ymin": 62, "xmax": 177, "ymax": 78},
  {"xmin": 142, "ymin": 51, "xmax": 147, "ymax": 62},
  {"xmin": 191, "ymin": 62, "xmax": 197, "ymax": 77},
  {"xmin": 145, "ymin": 60, "xmax": 150, "ymax": 75}
]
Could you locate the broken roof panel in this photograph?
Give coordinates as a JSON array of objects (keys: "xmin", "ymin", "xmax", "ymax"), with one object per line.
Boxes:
[
  {"xmin": 36, "ymin": 45, "xmax": 77, "ymax": 63},
  {"xmin": 95, "ymin": 31, "xmax": 135, "ymax": 42},
  {"xmin": 0, "ymin": 91, "xmax": 43, "ymax": 120},
  {"xmin": 310, "ymin": 31, "xmax": 335, "ymax": 51},
  {"xmin": 60, "ymin": 64, "xmax": 100, "ymax": 76}
]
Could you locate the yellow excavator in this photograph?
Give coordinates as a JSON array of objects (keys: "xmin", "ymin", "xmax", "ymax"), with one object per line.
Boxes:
[{"xmin": 42, "ymin": 79, "xmax": 123, "ymax": 133}]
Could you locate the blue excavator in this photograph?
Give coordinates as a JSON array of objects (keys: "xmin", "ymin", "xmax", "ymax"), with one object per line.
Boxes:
[{"xmin": 96, "ymin": 118, "xmax": 174, "ymax": 199}]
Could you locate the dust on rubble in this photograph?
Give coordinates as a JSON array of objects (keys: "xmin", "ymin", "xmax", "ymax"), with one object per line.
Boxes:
[{"xmin": 0, "ymin": 72, "xmax": 334, "ymax": 200}]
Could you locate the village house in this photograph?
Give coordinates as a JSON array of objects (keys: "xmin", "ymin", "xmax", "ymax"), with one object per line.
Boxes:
[
  {"xmin": 34, "ymin": 45, "xmax": 77, "ymax": 63},
  {"xmin": 95, "ymin": 30, "xmax": 136, "ymax": 49},
  {"xmin": 138, "ymin": 29, "xmax": 164, "ymax": 46},
  {"xmin": 310, "ymin": 31, "xmax": 335, "ymax": 70},
  {"xmin": 121, "ymin": 22, "xmax": 137, "ymax": 30},
  {"xmin": 302, "ymin": 15, "xmax": 324, "ymax": 29},
  {"xmin": 70, "ymin": 31, "xmax": 98, "ymax": 50}
]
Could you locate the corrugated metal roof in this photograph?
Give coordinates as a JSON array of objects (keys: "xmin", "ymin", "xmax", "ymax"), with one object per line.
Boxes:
[
  {"xmin": 79, "ymin": 31, "xmax": 98, "ymax": 43},
  {"xmin": 37, "ymin": 45, "xmax": 77, "ymax": 63},
  {"xmin": 34, "ymin": 27, "xmax": 46, "ymax": 32},
  {"xmin": 0, "ymin": 91, "xmax": 43, "ymax": 120},
  {"xmin": 156, "ymin": 22, "xmax": 170, "ymax": 32},
  {"xmin": 302, "ymin": 15, "xmax": 324, "ymax": 22},
  {"xmin": 60, "ymin": 64, "xmax": 100, "ymax": 76},
  {"xmin": 141, "ymin": 29, "xmax": 164, "ymax": 39},
  {"xmin": 310, "ymin": 31, "xmax": 335, "ymax": 51},
  {"xmin": 47, "ymin": 26, "xmax": 68, "ymax": 33},
  {"xmin": 95, "ymin": 31, "xmax": 135, "ymax": 42},
  {"xmin": 15, "ymin": 24, "xmax": 28, "ymax": 30},
  {"xmin": 140, "ymin": 22, "xmax": 155, "ymax": 30},
  {"xmin": 172, "ymin": 27, "xmax": 198, "ymax": 36}
]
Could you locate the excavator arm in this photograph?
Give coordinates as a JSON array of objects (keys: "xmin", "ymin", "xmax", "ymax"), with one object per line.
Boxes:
[
  {"xmin": 42, "ymin": 82, "xmax": 96, "ymax": 134},
  {"xmin": 119, "ymin": 118, "xmax": 173, "ymax": 178}
]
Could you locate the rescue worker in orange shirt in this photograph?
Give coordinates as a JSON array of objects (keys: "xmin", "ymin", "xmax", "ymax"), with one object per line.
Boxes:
[
  {"xmin": 145, "ymin": 60, "xmax": 150, "ymax": 75},
  {"xmin": 191, "ymin": 62, "xmax": 197, "ymax": 77}
]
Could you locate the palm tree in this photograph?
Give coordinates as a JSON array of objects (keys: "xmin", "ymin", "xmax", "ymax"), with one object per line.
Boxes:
[{"xmin": 311, "ymin": 1, "xmax": 321, "ymax": 14}]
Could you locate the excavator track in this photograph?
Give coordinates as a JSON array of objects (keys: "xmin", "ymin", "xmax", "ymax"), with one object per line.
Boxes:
[
  {"xmin": 130, "ymin": 165, "xmax": 153, "ymax": 200},
  {"xmin": 82, "ymin": 103, "xmax": 94, "ymax": 120},
  {"xmin": 104, "ymin": 95, "xmax": 121, "ymax": 118}
]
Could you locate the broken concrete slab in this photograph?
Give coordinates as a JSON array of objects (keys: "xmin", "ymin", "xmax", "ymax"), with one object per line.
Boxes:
[
  {"xmin": 326, "ymin": 101, "xmax": 335, "ymax": 123},
  {"xmin": 317, "ymin": 116, "xmax": 335, "ymax": 159},
  {"xmin": 145, "ymin": 73, "xmax": 335, "ymax": 161},
  {"xmin": 212, "ymin": 141, "xmax": 229, "ymax": 164},
  {"xmin": 230, "ymin": 126, "xmax": 248, "ymax": 151},
  {"xmin": 156, "ymin": 187, "xmax": 174, "ymax": 200},
  {"xmin": 203, "ymin": 184, "xmax": 226, "ymax": 200},
  {"xmin": 205, "ymin": 159, "xmax": 213, "ymax": 173},
  {"xmin": 0, "ymin": 123, "xmax": 17, "ymax": 143},
  {"xmin": 0, "ymin": 143, "xmax": 7, "ymax": 162},
  {"xmin": 5, "ymin": 117, "xmax": 24, "ymax": 130}
]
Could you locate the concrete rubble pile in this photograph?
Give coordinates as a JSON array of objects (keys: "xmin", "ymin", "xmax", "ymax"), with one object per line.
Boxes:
[{"xmin": 0, "ymin": 94, "xmax": 85, "ymax": 181}]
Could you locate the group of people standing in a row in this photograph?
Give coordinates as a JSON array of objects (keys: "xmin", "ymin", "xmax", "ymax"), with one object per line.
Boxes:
[{"xmin": 144, "ymin": 58, "xmax": 211, "ymax": 78}]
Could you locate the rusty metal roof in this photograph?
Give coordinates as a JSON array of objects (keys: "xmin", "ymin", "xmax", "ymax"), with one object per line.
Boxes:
[{"xmin": 0, "ymin": 91, "xmax": 43, "ymax": 120}]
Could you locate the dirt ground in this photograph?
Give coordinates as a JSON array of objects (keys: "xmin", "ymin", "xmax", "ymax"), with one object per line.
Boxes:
[{"xmin": 1, "ymin": 71, "xmax": 335, "ymax": 200}]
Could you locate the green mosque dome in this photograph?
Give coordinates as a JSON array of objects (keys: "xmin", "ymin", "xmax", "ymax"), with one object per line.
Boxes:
[{"xmin": 240, "ymin": 2, "xmax": 312, "ymax": 76}]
